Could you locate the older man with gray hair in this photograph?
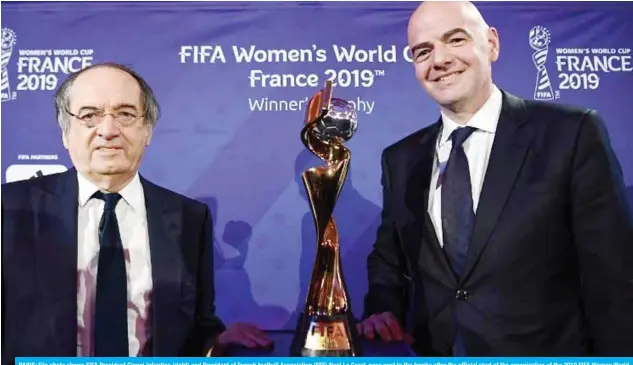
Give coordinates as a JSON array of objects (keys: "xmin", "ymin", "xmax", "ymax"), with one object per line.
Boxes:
[{"xmin": 2, "ymin": 62, "xmax": 271, "ymax": 363}]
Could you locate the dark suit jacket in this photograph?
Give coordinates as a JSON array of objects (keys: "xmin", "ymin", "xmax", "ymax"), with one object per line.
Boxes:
[
  {"xmin": 2, "ymin": 168, "xmax": 226, "ymax": 363},
  {"xmin": 364, "ymin": 91, "xmax": 633, "ymax": 356}
]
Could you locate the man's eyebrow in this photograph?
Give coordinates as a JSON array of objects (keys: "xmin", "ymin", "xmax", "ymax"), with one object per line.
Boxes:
[
  {"xmin": 410, "ymin": 41, "xmax": 433, "ymax": 55},
  {"xmin": 76, "ymin": 103, "xmax": 139, "ymax": 112},
  {"xmin": 410, "ymin": 27, "xmax": 473, "ymax": 54},
  {"xmin": 440, "ymin": 28, "xmax": 473, "ymax": 41},
  {"xmin": 111, "ymin": 103, "xmax": 139, "ymax": 111}
]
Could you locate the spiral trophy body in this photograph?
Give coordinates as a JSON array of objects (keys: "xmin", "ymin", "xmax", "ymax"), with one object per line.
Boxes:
[
  {"xmin": 291, "ymin": 81, "xmax": 361, "ymax": 357},
  {"xmin": 1, "ymin": 28, "xmax": 17, "ymax": 102},
  {"xmin": 529, "ymin": 25, "xmax": 554, "ymax": 100}
]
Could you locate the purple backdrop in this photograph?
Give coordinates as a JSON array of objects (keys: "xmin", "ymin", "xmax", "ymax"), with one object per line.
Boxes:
[{"xmin": 2, "ymin": 1, "xmax": 632, "ymax": 330}]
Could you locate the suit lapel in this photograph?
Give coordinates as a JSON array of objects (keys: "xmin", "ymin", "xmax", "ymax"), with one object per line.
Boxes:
[
  {"xmin": 460, "ymin": 92, "xmax": 533, "ymax": 282},
  {"xmin": 33, "ymin": 171, "xmax": 184, "ymax": 355},
  {"xmin": 405, "ymin": 123, "xmax": 438, "ymax": 226},
  {"xmin": 142, "ymin": 178, "xmax": 183, "ymax": 356},
  {"xmin": 403, "ymin": 122, "xmax": 457, "ymax": 287},
  {"xmin": 37, "ymin": 169, "xmax": 78, "ymax": 355}
]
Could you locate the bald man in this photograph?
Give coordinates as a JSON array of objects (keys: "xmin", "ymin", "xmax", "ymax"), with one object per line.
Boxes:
[{"xmin": 359, "ymin": 1, "xmax": 633, "ymax": 356}]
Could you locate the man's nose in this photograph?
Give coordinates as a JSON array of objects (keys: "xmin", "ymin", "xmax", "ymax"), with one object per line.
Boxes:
[
  {"xmin": 96, "ymin": 115, "xmax": 121, "ymax": 139},
  {"xmin": 431, "ymin": 43, "xmax": 454, "ymax": 68}
]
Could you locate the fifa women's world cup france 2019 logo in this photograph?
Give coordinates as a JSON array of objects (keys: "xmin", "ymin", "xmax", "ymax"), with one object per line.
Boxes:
[
  {"xmin": 529, "ymin": 25, "xmax": 554, "ymax": 100},
  {"xmin": 1, "ymin": 28, "xmax": 17, "ymax": 102}
]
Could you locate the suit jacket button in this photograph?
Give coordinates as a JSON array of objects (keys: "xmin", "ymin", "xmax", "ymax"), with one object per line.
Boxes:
[{"xmin": 456, "ymin": 289, "xmax": 468, "ymax": 301}]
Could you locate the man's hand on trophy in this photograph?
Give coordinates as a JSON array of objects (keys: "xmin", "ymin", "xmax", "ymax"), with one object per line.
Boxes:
[
  {"xmin": 218, "ymin": 322, "xmax": 273, "ymax": 349},
  {"xmin": 357, "ymin": 312, "xmax": 414, "ymax": 344}
]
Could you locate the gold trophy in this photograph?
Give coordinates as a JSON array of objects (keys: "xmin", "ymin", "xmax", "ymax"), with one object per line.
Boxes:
[{"xmin": 291, "ymin": 81, "xmax": 361, "ymax": 357}]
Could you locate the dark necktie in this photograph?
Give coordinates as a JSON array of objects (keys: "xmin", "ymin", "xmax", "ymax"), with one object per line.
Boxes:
[
  {"xmin": 92, "ymin": 191, "xmax": 129, "ymax": 356},
  {"xmin": 442, "ymin": 126, "xmax": 476, "ymax": 278},
  {"xmin": 441, "ymin": 127, "xmax": 475, "ymax": 357}
]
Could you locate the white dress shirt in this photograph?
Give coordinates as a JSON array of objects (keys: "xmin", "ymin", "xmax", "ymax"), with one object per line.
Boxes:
[
  {"xmin": 428, "ymin": 85, "xmax": 503, "ymax": 247},
  {"xmin": 76, "ymin": 172, "xmax": 153, "ymax": 356}
]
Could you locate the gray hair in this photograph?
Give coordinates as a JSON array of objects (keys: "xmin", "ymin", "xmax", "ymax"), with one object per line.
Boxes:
[{"xmin": 54, "ymin": 62, "xmax": 161, "ymax": 133}]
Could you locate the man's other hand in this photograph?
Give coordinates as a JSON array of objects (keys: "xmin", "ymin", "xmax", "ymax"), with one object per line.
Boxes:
[
  {"xmin": 218, "ymin": 322, "xmax": 273, "ymax": 348},
  {"xmin": 357, "ymin": 312, "xmax": 413, "ymax": 344}
]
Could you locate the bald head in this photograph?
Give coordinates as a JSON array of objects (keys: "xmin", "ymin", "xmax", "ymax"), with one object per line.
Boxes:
[
  {"xmin": 408, "ymin": 1, "xmax": 490, "ymax": 46},
  {"xmin": 406, "ymin": 1, "xmax": 500, "ymax": 119}
]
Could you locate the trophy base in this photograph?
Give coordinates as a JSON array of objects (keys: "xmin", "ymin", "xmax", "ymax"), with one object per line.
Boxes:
[
  {"xmin": 299, "ymin": 349, "xmax": 355, "ymax": 357},
  {"xmin": 290, "ymin": 312, "xmax": 362, "ymax": 357}
]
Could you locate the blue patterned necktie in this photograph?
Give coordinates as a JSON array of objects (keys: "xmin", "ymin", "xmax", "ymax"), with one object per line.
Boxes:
[
  {"xmin": 442, "ymin": 126, "xmax": 476, "ymax": 277},
  {"xmin": 92, "ymin": 191, "xmax": 129, "ymax": 356},
  {"xmin": 441, "ymin": 126, "xmax": 476, "ymax": 357}
]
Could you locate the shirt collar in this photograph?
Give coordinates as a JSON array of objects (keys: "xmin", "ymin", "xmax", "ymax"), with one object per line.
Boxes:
[
  {"xmin": 77, "ymin": 171, "xmax": 145, "ymax": 212},
  {"xmin": 438, "ymin": 85, "xmax": 503, "ymax": 147}
]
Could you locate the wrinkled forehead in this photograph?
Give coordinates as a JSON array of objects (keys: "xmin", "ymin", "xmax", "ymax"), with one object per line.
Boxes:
[{"xmin": 67, "ymin": 68, "xmax": 143, "ymax": 111}]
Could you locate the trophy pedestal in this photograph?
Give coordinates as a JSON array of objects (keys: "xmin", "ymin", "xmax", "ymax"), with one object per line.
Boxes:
[{"xmin": 291, "ymin": 312, "xmax": 363, "ymax": 357}]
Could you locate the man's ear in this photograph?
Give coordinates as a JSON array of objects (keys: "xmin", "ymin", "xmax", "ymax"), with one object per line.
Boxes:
[
  {"xmin": 488, "ymin": 26, "xmax": 500, "ymax": 62},
  {"xmin": 145, "ymin": 124, "xmax": 153, "ymax": 147},
  {"xmin": 62, "ymin": 129, "xmax": 69, "ymax": 149}
]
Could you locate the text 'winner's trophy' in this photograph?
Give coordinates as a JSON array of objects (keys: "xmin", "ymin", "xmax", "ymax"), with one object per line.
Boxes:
[{"xmin": 291, "ymin": 80, "xmax": 362, "ymax": 357}]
